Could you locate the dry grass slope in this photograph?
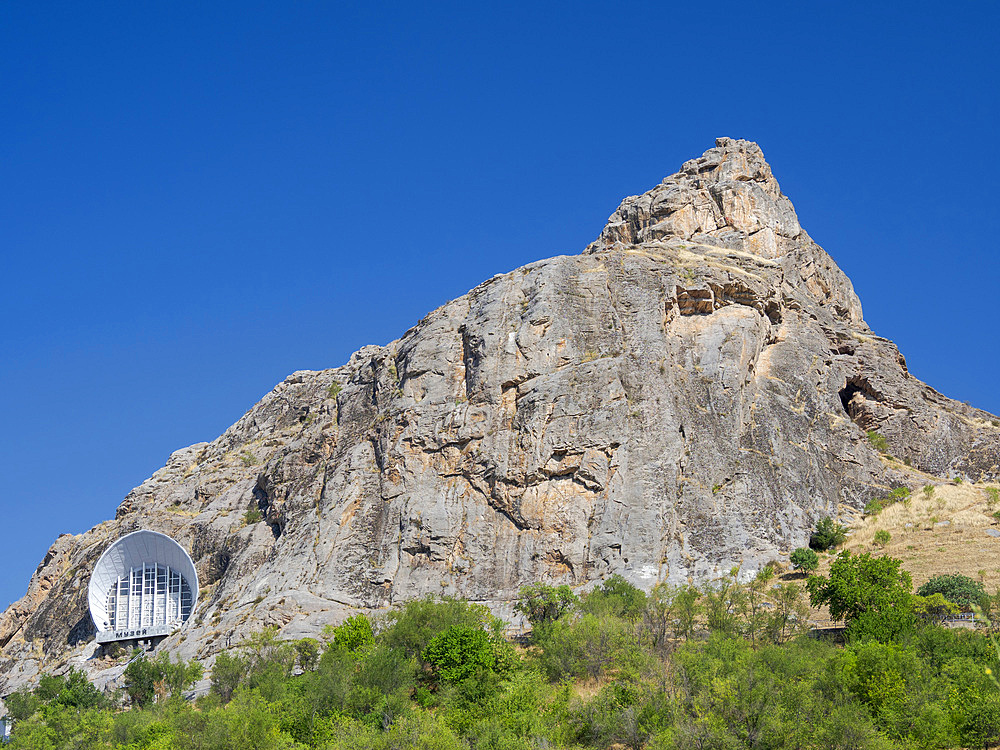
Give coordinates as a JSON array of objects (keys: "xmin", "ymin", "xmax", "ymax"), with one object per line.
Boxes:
[{"xmin": 802, "ymin": 480, "xmax": 1000, "ymax": 593}]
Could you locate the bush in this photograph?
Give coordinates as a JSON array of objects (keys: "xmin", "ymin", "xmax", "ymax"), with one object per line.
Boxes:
[
  {"xmin": 8, "ymin": 669, "xmax": 109, "ymax": 719},
  {"xmin": 873, "ymin": 530, "xmax": 891, "ymax": 548},
  {"xmin": 912, "ymin": 593, "xmax": 959, "ymax": 622},
  {"xmin": 124, "ymin": 652, "xmax": 203, "ymax": 707},
  {"xmin": 515, "ymin": 583, "xmax": 578, "ymax": 628},
  {"xmin": 327, "ymin": 613, "xmax": 375, "ymax": 654},
  {"xmin": 382, "ymin": 596, "xmax": 499, "ymax": 658},
  {"xmin": 582, "ymin": 574, "xmax": 647, "ymax": 621},
  {"xmin": 294, "ymin": 638, "xmax": 321, "ymax": 671},
  {"xmin": 867, "ymin": 430, "xmax": 889, "ymax": 453},
  {"xmin": 790, "ymin": 547, "xmax": 819, "ymax": 573},
  {"xmin": 809, "ymin": 517, "xmax": 848, "ymax": 551},
  {"xmin": 865, "ymin": 487, "xmax": 910, "ymax": 517},
  {"xmin": 422, "ymin": 625, "xmax": 498, "ymax": 682},
  {"xmin": 210, "ymin": 651, "xmax": 249, "ymax": 703},
  {"xmin": 917, "ymin": 574, "xmax": 987, "ymax": 611},
  {"xmin": 534, "ymin": 613, "xmax": 648, "ymax": 682},
  {"xmin": 15, "ymin": 587, "xmax": 1000, "ymax": 750}
]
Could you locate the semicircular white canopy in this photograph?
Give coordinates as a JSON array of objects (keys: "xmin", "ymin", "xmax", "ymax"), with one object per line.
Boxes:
[{"xmin": 88, "ymin": 530, "xmax": 199, "ymax": 635}]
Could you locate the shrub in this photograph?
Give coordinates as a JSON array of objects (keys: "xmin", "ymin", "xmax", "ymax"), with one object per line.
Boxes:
[
  {"xmin": 422, "ymin": 625, "xmax": 498, "ymax": 682},
  {"xmin": 327, "ymin": 381, "xmax": 342, "ymax": 399},
  {"xmin": 985, "ymin": 487, "xmax": 1000, "ymax": 506},
  {"xmin": 243, "ymin": 507, "xmax": 263, "ymax": 525},
  {"xmin": 294, "ymin": 638, "xmax": 321, "ymax": 671},
  {"xmin": 865, "ymin": 499, "xmax": 884, "ymax": 516},
  {"xmin": 866, "ymin": 487, "xmax": 909, "ymax": 516},
  {"xmin": 790, "ymin": 547, "xmax": 819, "ymax": 573},
  {"xmin": 382, "ymin": 596, "xmax": 499, "ymax": 658},
  {"xmin": 328, "ymin": 614, "xmax": 375, "ymax": 654},
  {"xmin": 515, "ymin": 583, "xmax": 578, "ymax": 628},
  {"xmin": 810, "ymin": 517, "xmax": 848, "ymax": 551},
  {"xmin": 641, "ymin": 584, "xmax": 702, "ymax": 643},
  {"xmin": 867, "ymin": 430, "xmax": 889, "ymax": 453},
  {"xmin": 582, "ymin": 574, "xmax": 647, "ymax": 621},
  {"xmin": 33, "ymin": 668, "xmax": 108, "ymax": 711},
  {"xmin": 912, "ymin": 593, "xmax": 959, "ymax": 622},
  {"xmin": 534, "ymin": 613, "xmax": 647, "ymax": 682},
  {"xmin": 211, "ymin": 651, "xmax": 250, "ymax": 704},
  {"xmin": 873, "ymin": 530, "xmax": 891, "ymax": 548},
  {"xmin": 124, "ymin": 652, "xmax": 203, "ymax": 707},
  {"xmin": 917, "ymin": 574, "xmax": 987, "ymax": 611}
]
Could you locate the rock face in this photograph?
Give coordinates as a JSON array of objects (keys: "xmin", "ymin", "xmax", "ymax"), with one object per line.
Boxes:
[{"xmin": 2, "ymin": 138, "xmax": 998, "ymax": 689}]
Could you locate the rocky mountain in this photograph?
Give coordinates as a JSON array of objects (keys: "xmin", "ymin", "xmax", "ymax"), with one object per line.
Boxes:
[{"xmin": 2, "ymin": 137, "xmax": 998, "ymax": 691}]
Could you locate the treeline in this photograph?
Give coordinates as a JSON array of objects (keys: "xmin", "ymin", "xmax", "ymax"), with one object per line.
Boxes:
[{"xmin": 5, "ymin": 559, "xmax": 1000, "ymax": 749}]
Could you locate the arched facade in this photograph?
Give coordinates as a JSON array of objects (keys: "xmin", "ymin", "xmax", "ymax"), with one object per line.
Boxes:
[{"xmin": 88, "ymin": 530, "xmax": 199, "ymax": 643}]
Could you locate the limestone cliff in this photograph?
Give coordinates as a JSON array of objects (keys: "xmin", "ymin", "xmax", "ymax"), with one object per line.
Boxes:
[{"xmin": 2, "ymin": 138, "xmax": 998, "ymax": 690}]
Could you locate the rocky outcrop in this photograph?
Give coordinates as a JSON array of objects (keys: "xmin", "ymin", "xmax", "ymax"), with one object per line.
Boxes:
[{"xmin": 2, "ymin": 138, "xmax": 998, "ymax": 690}]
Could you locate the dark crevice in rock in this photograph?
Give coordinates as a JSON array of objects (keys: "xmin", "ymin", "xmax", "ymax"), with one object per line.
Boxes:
[
  {"xmin": 205, "ymin": 551, "xmax": 231, "ymax": 584},
  {"xmin": 458, "ymin": 325, "xmax": 477, "ymax": 401},
  {"xmin": 253, "ymin": 477, "xmax": 284, "ymax": 540},
  {"xmin": 67, "ymin": 615, "xmax": 93, "ymax": 646},
  {"xmin": 839, "ymin": 376, "xmax": 883, "ymax": 430}
]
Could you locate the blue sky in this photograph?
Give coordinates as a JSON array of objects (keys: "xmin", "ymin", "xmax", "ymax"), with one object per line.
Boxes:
[{"xmin": 2, "ymin": 1, "xmax": 998, "ymax": 611}]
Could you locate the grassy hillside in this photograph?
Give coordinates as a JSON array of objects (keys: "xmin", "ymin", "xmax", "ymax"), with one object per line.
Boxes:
[{"xmin": 820, "ymin": 480, "xmax": 1000, "ymax": 588}]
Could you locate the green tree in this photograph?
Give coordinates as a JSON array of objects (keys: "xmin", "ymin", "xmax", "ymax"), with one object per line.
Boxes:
[
  {"xmin": 37, "ymin": 669, "xmax": 107, "ymax": 710},
  {"xmin": 807, "ymin": 551, "xmax": 914, "ymax": 641},
  {"xmin": 583, "ymin": 574, "xmax": 647, "ymax": 621},
  {"xmin": 765, "ymin": 582, "xmax": 809, "ymax": 644},
  {"xmin": 123, "ymin": 653, "xmax": 161, "ymax": 707},
  {"xmin": 741, "ymin": 566, "xmax": 776, "ymax": 646},
  {"xmin": 122, "ymin": 651, "xmax": 202, "ymax": 707},
  {"xmin": 643, "ymin": 583, "xmax": 686, "ymax": 651},
  {"xmin": 3, "ymin": 689, "xmax": 43, "ymax": 722},
  {"xmin": 671, "ymin": 585, "xmax": 702, "ymax": 642},
  {"xmin": 703, "ymin": 568, "xmax": 746, "ymax": 637},
  {"xmin": 515, "ymin": 583, "xmax": 578, "ymax": 628},
  {"xmin": 790, "ymin": 547, "xmax": 819, "ymax": 573},
  {"xmin": 809, "ymin": 517, "xmax": 847, "ymax": 551},
  {"xmin": 382, "ymin": 596, "xmax": 499, "ymax": 658},
  {"xmin": 917, "ymin": 573, "xmax": 988, "ymax": 611},
  {"xmin": 912, "ymin": 593, "xmax": 959, "ymax": 623},
  {"xmin": 210, "ymin": 651, "xmax": 249, "ymax": 704},
  {"xmin": 326, "ymin": 613, "xmax": 376, "ymax": 654},
  {"xmin": 422, "ymin": 625, "xmax": 498, "ymax": 683},
  {"xmin": 294, "ymin": 637, "xmax": 321, "ymax": 671}
]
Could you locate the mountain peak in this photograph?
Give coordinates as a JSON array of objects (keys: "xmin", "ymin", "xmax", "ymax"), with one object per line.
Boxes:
[
  {"xmin": 4, "ymin": 139, "xmax": 999, "ymax": 696},
  {"xmin": 590, "ymin": 137, "xmax": 803, "ymax": 257}
]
